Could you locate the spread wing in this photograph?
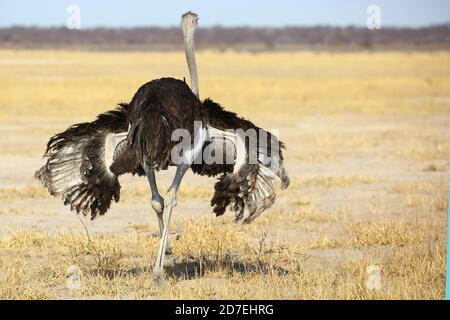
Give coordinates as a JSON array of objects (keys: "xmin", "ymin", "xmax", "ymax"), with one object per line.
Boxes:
[
  {"xmin": 195, "ymin": 125, "xmax": 289, "ymax": 223},
  {"xmin": 35, "ymin": 104, "xmax": 143, "ymax": 220}
]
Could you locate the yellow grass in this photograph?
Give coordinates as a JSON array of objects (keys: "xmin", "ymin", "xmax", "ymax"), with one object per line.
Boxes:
[
  {"xmin": 0, "ymin": 50, "xmax": 449, "ymax": 125},
  {"xmin": 0, "ymin": 49, "xmax": 449, "ymax": 299},
  {"xmin": 353, "ymin": 220, "xmax": 426, "ymax": 247},
  {"xmin": 0, "ymin": 216, "xmax": 445, "ymax": 299}
]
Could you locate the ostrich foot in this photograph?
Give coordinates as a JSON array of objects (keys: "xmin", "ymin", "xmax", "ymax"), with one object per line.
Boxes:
[{"xmin": 152, "ymin": 270, "xmax": 165, "ymax": 286}]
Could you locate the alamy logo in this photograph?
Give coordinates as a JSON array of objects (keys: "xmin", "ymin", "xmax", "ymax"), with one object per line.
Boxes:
[
  {"xmin": 366, "ymin": 265, "xmax": 382, "ymax": 290},
  {"xmin": 367, "ymin": 5, "xmax": 381, "ymax": 30},
  {"xmin": 66, "ymin": 5, "xmax": 81, "ymax": 30},
  {"xmin": 170, "ymin": 121, "xmax": 281, "ymax": 170}
]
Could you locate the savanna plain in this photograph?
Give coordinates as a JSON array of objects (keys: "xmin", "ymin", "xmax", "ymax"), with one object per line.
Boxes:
[{"xmin": 0, "ymin": 50, "xmax": 449, "ymax": 299}]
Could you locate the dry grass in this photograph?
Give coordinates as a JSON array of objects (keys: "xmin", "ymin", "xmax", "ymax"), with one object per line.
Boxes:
[
  {"xmin": 0, "ymin": 184, "xmax": 50, "ymax": 201},
  {"xmin": 0, "ymin": 215, "xmax": 445, "ymax": 299},
  {"xmin": 0, "ymin": 49, "xmax": 448, "ymax": 299},
  {"xmin": 0, "ymin": 207, "xmax": 58, "ymax": 216},
  {"xmin": 353, "ymin": 220, "xmax": 426, "ymax": 247},
  {"xmin": 290, "ymin": 175, "xmax": 378, "ymax": 189},
  {"xmin": 303, "ymin": 236, "xmax": 344, "ymax": 250},
  {"xmin": 0, "ymin": 50, "xmax": 449, "ymax": 125}
]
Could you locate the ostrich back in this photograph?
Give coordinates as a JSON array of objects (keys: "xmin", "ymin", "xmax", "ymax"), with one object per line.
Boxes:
[{"xmin": 127, "ymin": 77, "xmax": 202, "ymax": 170}]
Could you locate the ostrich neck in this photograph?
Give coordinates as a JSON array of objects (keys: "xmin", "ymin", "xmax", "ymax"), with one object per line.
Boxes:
[{"xmin": 184, "ymin": 32, "xmax": 199, "ymax": 98}]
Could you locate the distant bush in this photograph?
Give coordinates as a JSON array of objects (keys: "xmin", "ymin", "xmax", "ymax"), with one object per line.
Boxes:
[{"xmin": 0, "ymin": 25, "xmax": 448, "ymax": 51}]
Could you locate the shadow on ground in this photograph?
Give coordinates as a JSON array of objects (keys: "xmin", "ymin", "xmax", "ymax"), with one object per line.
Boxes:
[{"xmin": 86, "ymin": 255, "xmax": 290, "ymax": 280}]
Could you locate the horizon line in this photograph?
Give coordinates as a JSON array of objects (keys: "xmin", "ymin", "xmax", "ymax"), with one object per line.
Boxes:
[{"xmin": 1, "ymin": 22, "xmax": 449, "ymax": 30}]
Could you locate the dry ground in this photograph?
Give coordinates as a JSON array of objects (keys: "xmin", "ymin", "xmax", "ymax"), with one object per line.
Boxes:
[{"xmin": 0, "ymin": 50, "xmax": 449, "ymax": 299}]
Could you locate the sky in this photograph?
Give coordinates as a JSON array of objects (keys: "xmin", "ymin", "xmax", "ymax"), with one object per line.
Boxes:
[{"xmin": 0, "ymin": 0, "xmax": 449, "ymax": 28}]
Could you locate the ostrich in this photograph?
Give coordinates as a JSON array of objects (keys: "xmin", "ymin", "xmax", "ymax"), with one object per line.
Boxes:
[{"xmin": 35, "ymin": 12, "xmax": 290, "ymax": 281}]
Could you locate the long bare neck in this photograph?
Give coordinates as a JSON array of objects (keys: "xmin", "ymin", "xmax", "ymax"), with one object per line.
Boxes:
[{"xmin": 181, "ymin": 12, "xmax": 199, "ymax": 99}]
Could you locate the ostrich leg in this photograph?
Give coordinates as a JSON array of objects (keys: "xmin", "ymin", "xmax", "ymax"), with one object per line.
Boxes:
[
  {"xmin": 152, "ymin": 162, "xmax": 190, "ymax": 281},
  {"xmin": 143, "ymin": 164, "xmax": 165, "ymax": 237}
]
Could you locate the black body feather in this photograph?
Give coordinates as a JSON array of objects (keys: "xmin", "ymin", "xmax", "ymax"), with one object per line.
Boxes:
[{"xmin": 127, "ymin": 78, "xmax": 201, "ymax": 170}]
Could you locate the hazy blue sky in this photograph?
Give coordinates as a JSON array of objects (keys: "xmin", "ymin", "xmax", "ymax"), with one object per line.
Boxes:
[{"xmin": 0, "ymin": 0, "xmax": 449, "ymax": 28}]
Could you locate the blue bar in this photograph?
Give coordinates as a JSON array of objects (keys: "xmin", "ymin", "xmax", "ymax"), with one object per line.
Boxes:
[{"xmin": 446, "ymin": 174, "xmax": 450, "ymax": 300}]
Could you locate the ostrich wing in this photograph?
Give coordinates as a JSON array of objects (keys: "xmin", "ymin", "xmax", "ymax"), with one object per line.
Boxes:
[
  {"xmin": 191, "ymin": 98, "xmax": 289, "ymax": 223},
  {"xmin": 35, "ymin": 104, "xmax": 143, "ymax": 220},
  {"xmin": 198, "ymin": 125, "xmax": 280, "ymax": 223}
]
